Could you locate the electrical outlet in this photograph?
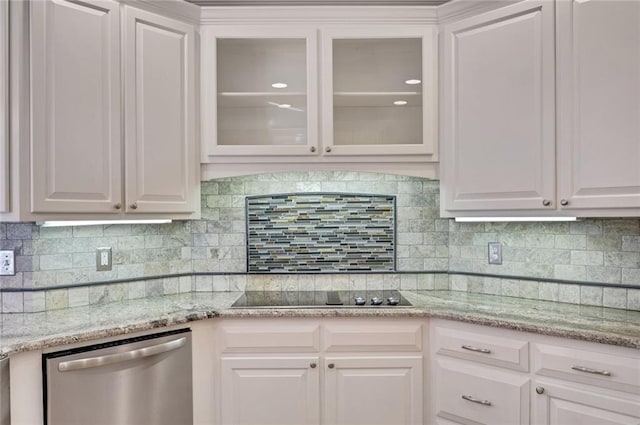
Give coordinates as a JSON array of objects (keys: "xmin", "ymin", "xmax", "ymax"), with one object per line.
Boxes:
[
  {"xmin": 96, "ymin": 247, "xmax": 112, "ymax": 271},
  {"xmin": 488, "ymin": 242, "xmax": 502, "ymax": 265},
  {"xmin": 0, "ymin": 250, "xmax": 15, "ymax": 276}
]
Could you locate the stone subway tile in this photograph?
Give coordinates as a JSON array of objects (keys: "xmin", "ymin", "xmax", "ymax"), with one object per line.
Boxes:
[
  {"xmin": 604, "ymin": 251, "xmax": 640, "ymax": 268},
  {"xmin": 603, "ymin": 287, "xmax": 627, "ymax": 309},
  {"xmin": 45, "ymin": 289, "xmax": 69, "ymax": 310},
  {"xmin": 580, "ymin": 286, "xmax": 603, "ymax": 306},
  {"xmin": 554, "ymin": 234, "xmax": 586, "ymax": 250},
  {"xmin": 585, "ymin": 266, "xmax": 622, "ymax": 284}
]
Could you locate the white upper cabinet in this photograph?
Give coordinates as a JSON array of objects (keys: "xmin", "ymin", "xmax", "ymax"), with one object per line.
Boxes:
[
  {"xmin": 202, "ymin": 27, "xmax": 318, "ymax": 157},
  {"xmin": 441, "ymin": 0, "xmax": 640, "ymax": 217},
  {"xmin": 123, "ymin": 6, "xmax": 197, "ymax": 214},
  {"xmin": 0, "ymin": 0, "xmax": 8, "ymax": 213},
  {"xmin": 2, "ymin": 0, "xmax": 199, "ymax": 221},
  {"xmin": 199, "ymin": 9, "xmax": 439, "ymax": 180},
  {"xmin": 556, "ymin": 0, "xmax": 640, "ymax": 211},
  {"xmin": 440, "ymin": 0, "xmax": 556, "ymax": 213},
  {"xmin": 30, "ymin": 0, "xmax": 122, "ymax": 214},
  {"xmin": 322, "ymin": 27, "xmax": 437, "ymax": 157}
]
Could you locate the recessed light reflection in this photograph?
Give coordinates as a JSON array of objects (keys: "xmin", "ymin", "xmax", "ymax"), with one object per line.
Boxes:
[
  {"xmin": 393, "ymin": 100, "xmax": 408, "ymax": 106},
  {"xmin": 405, "ymin": 79, "xmax": 421, "ymax": 85},
  {"xmin": 272, "ymin": 83, "xmax": 288, "ymax": 89},
  {"xmin": 267, "ymin": 101, "xmax": 304, "ymax": 112}
]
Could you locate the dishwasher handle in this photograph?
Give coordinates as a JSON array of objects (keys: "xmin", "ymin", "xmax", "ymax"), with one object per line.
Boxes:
[{"xmin": 58, "ymin": 337, "xmax": 187, "ymax": 372}]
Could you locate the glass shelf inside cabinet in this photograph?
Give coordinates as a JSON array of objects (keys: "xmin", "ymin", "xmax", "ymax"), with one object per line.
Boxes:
[
  {"xmin": 217, "ymin": 38, "xmax": 308, "ymax": 147},
  {"xmin": 333, "ymin": 38, "xmax": 423, "ymax": 146}
]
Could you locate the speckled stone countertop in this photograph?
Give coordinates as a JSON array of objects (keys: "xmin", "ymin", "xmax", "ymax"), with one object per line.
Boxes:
[
  {"xmin": 1, "ymin": 290, "xmax": 639, "ymax": 356},
  {"xmin": 0, "ymin": 292, "xmax": 241, "ymax": 356}
]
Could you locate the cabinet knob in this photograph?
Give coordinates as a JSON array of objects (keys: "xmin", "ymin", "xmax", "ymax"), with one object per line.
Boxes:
[
  {"xmin": 310, "ymin": 146, "xmax": 316, "ymax": 153},
  {"xmin": 560, "ymin": 199, "xmax": 569, "ymax": 206},
  {"xmin": 310, "ymin": 363, "xmax": 317, "ymax": 369},
  {"xmin": 130, "ymin": 203, "xmax": 138, "ymax": 210},
  {"xmin": 328, "ymin": 363, "xmax": 335, "ymax": 369},
  {"xmin": 542, "ymin": 199, "xmax": 551, "ymax": 206},
  {"xmin": 114, "ymin": 203, "xmax": 122, "ymax": 210},
  {"xmin": 325, "ymin": 147, "xmax": 332, "ymax": 153},
  {"xmin": 536, "ymin": 387, "xmax": 545, "ymax": 395}
]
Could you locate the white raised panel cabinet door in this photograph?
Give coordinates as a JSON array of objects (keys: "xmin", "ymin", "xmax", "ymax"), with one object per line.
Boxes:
[
  {"xmin": 201, "ymin": 27, "xmax": 319, "ymax": 157},
  {"xmin": 532, "ymin": 380, "xmax": 640, "ymax": 425},
  {"xmin": 324, "ymin": 356, "xmax": 423, "ymax": 425},
  {"xmin": 556, "ymin": 0, "xmax": 640, "ymax": 210},
  {"xmin": 0, "ymin": 0, "xmax": 8, "ymax": 212},
  {"xmin": 321, "ymin": 26, "xmax": 437, "ymax": 157},
  {"xmin": 30, "ymin": 0, "xmax": 121, "ymax": 213},
  {"xmin": 441, "ymin": 0, "xmax": 555, "ymax": 212},
  {"xmin": 123, "ymin": 7, "xmax": 196, "ymax": 214},
  {"xmin": 220, "ymin": 356, "xmax": 320, "ymax": 425}
]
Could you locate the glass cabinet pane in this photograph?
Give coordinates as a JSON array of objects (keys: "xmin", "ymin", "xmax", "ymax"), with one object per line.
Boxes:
[
  {"xmin": 217, "ymin": 38, "xmax": 308, "ymax": 146},
  {"xmin": 332, "ymin": 38, "xmax": 423, "ymax": 146}
]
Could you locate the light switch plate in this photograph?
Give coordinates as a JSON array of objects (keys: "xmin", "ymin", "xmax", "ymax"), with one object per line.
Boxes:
[
  {"xmin": 96, "ymin": 247, "xmax": 112, "ymax": 271},
  {"xmin": 488, "ymin": 242, "xmax": 502, "ymax": 265},
  {"xmin": 0, "ymin": 250, "xmax": 15, "ymax": 276}
]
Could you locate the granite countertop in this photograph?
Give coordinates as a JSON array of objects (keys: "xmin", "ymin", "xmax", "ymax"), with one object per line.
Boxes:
[{"xmin": 1, "ymin": 290, "xmax": 639, "ymax": 356}]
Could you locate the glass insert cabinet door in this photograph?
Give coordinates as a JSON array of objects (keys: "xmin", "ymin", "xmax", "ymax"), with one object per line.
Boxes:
[
  {"xmin": 201, "ymin": 28, "xmax": 319, "ymax": 156},
  {"xmin": 321, "ymin": 28, "xmax": 437, "ymax": 156}
]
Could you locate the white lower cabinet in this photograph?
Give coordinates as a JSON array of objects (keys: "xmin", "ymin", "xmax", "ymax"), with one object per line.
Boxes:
[
  {"xmin": 431, "ymin": 319, "xmax": 640, "ymax": 425},
  {"xmin": 214, "ymin": 318, "xmax": 426, "ymax": 425},
  {"xmin": 324, "ymin": 356, "xmax": 423, "ymax": 425},
  {"xmin": 220, "ymin": 356, "xmax": 321, "ymax": 425},
  {"xmin": 532, "ymin": 379, "xmax": 640, "ymax": 425},
  {"xmin": 434, "ymin": 357, "xmax": 530, "ymax": 425}
]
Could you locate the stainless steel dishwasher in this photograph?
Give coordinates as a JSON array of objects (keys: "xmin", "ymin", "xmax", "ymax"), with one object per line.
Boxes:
[{"xmin": 43, "ymin": 328, "xmax": 193, "ymax": 425}]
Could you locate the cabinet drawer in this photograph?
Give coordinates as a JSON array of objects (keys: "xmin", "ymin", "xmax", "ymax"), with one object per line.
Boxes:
[
  {"xmin": 434, "ymin": 357, "xmax": 530, "ymax": 425},
  {"xmin": 219, "ymin": 322, "xmax": 321, "ymax": 353},
  {"xmin": 433, "ymin": 325, "xmax": 529, "ymax": 371},
  {"xmin": 323, "ymin": 320, "xmax": 423, "ymax": 352},
  {"xmin": 533, "ymin": 343, "xmax": 640, "ymax": 394}
]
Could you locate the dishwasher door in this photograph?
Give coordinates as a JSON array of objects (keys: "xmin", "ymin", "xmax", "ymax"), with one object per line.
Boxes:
[{"xmin": 44, "ymin": 328, "xmax": 192, "ymax": 425}]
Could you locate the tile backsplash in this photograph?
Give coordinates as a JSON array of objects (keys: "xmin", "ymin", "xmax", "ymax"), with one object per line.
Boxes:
[
  {"xmin": 247, "ymin": 193, "xmax": 396, "ymax": 272},
  {"xmin": 1, "ymin": 171, "xmax": 639, "ymax": 312}
]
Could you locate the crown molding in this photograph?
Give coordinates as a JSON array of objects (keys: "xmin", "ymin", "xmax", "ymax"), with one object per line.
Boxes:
[
  {"xmin": 190, "ymin": 0, "xmax": 448, "ymax": 4},
  {"xmin": 199, "ymin": 5, "xmax": 439, "ymax": 24},
  {"xmin": 118, "ymin": 0, "xmax": 202, "ymax": 23},
  {"xmin": 437, "ymin": 0, "xmax": 521, "ymax": 24}
]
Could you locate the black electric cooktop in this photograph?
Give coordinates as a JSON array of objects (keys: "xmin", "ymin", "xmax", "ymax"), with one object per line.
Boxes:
[{"xmin": 231, "ymin": 290, "xmax": 412, "ymax": 308}]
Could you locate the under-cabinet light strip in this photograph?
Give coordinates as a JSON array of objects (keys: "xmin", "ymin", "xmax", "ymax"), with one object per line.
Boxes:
[
  {"xmin": 455, "ymin": 217, "xmax": 578, "ymax": 222},
  {"xmin": 38, "ymin": 220, "xmax": 172, "ymax": 227}
]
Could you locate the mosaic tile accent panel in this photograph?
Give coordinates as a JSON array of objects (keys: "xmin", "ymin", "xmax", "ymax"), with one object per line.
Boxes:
[{"xmin": 247, "ymin": 193, "xmax": 396, "ymax": 272}]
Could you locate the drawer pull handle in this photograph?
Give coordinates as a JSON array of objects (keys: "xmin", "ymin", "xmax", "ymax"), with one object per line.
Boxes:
[
  {"xmin": 461, "ymin": 345, "xmax": 491, "ymax": 354},
  {"xmin": 461, "ymin": 395, "xmax": 492, "ymax": 406},
  {"xmin": 571, "ymin": 365, "xmax": 611, "ymax": 376}
]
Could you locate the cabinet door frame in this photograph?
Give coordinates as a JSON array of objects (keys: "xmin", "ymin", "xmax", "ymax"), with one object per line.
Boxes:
[
  {"xmin": 532, "ymin": 379, "xmax": 640, "ymax": 425},
  {"xmin": 321, "ymin": 25, "xmax": 437, "ymax": 157},
  {"xmin": 30, "ymin": 0, "xmax": 122, "ymax": 214},
  {"xmin": 201, "ymin": 26, "xmax": 319, "ymax": 157},
  {"xmin": 555, "ymin": 0, "xmax": 640, "ymax": 211},
  {"xmin": 220, "ymin": 356, "xmax": 321, "ymax": 425},
  {"xmin": 324, "ymin": 355, "xmax": 424, "ymax": 425},
  {"xmin": 440, "ymin": 0, "xmax": 556, "ymax": 213},
  {"xmin": 123, "ymin": 6, "xmax": 197, "ymax": 214},
  {"xmin": 0, "ymin": 0, "xmax": 8, "ymax": 212}
]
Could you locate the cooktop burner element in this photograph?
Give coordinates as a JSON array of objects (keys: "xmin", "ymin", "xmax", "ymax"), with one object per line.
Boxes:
[{"xmin": 231, "ymin": 290, "xmax": 412, "ymax": 308}]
